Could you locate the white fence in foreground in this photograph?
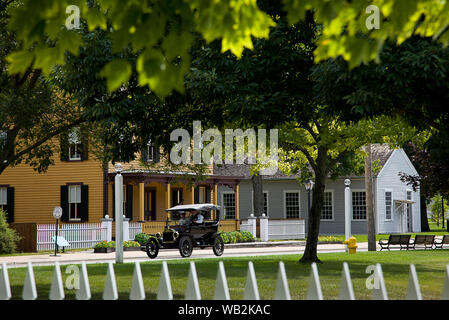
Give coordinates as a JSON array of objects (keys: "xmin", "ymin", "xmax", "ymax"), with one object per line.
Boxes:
[{"xmin": 1, "ymin": 261, "xmax": 449, "ymax": 300}]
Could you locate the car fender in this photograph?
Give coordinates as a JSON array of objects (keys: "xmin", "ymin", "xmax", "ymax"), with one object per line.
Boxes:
[{"xmin": 147, "ymin": 235, "xmax": 161, "ymax": 248}]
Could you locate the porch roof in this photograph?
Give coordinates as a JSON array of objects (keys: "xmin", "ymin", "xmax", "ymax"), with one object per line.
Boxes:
[{"xmin": 107, "ymin": 169, "xmax": 244, "ymax": 189}]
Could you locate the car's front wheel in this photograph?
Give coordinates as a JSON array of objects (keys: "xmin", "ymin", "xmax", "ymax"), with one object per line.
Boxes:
[
  {"xmin": 146, "ymin": 238, "xmax": 159, "ymax": 259},
  {"xmin": 212, "ymin": 235, "xmax": 224, "ymax": 256},
  {"xmin": 179, "ymin": 236, "xmax": 193, "ymax": 258}
]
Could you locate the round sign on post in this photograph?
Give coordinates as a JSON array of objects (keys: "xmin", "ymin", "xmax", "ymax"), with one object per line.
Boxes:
[
  {"xmin": 53, "ymin": 206, "xmax": 63, "ymax": 219},
  {"xmin": 51, "ymin": 207, "xmax": 63, "ymax": 257}
]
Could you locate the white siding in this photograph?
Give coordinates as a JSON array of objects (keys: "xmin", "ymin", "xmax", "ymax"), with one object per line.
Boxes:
[{"xmin": 376, "ymin": 149, "xmax": 421, "ymax": 233}]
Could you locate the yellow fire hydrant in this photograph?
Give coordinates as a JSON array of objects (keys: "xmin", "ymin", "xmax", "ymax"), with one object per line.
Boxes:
[{"xmin": 344, "ymin": 236, "xmax": 358, "ymax": 254}]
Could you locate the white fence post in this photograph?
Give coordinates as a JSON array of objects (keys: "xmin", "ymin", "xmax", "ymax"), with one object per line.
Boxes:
[
  {"xmin": 103, "ymin": 262, "xmax": 118, "ymax": 300},
  {"xmin": 244, "ymin": 261, "xmax": 260, "ymax": 300},
  {"xmin": 214, "ymin": 261, "xmax": 230, "ymax": 300},
  {"xmin": 76, "ymin": 261, "xmax": 91, "ymax": 300},
  {"xmin": 123, "ymin": 216, "xmax": 130, "ymax": 242},
  {"xmin": 130, "ymin": 262, "xmax": 145, "ymax": 300},
  {"xmin": 49, "ymin": 262, "xmax": 65, "ymax": 300},
  {"xmin": 185, "ymin": 261, "xmax": 201, "ymax": 300},
  {"xmin": 22, "ymin": 262, "xmax": 37, "ymax": 300},
  {"xmin": 101, "ymin": 216, "xmax": 113, "ymax": 242},
  {"xmin": 0, "ymin": 262, "xmax": 11, "ymax": 300},
  {"xmin": 259, "ymin": 214, "xmax": 269, "ymax": 242},
  {"xmin": 247, "ymin": 214, "xmax": 257, "ymax": 238},
  {"xmin": 372, "ymin": 263, "xmax": 388, "ymax": 300},
  {"xmin": 307, "ymin": 262, "xmax": 323, "ymax": 300},
  {"xmin": 442, "ymin": 264, "xmax": 449, "ymax": 300},
  {"xmin": 158, "ymin": 261, "xmax": 173, "ymax": 300},
  {"xmin": 406, "ymin": 264, "xmax": 422, "ymax": 300},
  {"xmin": 338, "ymin": 262, "xmax": 355, "ymax": 300},
  {"xmin": 274, "ymin": 261, "xmax": 291, "ymax": 300}
]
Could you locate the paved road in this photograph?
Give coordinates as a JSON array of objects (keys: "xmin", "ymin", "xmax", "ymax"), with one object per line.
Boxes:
[{"xmin": 0, "ymin": 242, "xmax": 375, "ymax": 268}]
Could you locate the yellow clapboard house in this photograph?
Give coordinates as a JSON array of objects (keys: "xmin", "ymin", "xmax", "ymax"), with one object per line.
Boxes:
[{"xmin": 0, "ymin": 127, "xmax": 242, "ymax": 233}]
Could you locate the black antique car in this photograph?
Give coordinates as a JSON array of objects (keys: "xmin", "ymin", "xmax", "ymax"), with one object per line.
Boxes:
[{"xmin": 145, "ymin": 203, "xmax": 224, "ymax": 259}]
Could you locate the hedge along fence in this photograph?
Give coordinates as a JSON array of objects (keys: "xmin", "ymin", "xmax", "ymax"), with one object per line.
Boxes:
[{"xmin": 1, "ymin": 261, "xmax": 449, "ymax": 300}]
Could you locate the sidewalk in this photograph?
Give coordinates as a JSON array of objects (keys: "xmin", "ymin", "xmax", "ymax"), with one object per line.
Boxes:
[{"xmin": 0, "ymin": 241, "xmax": 373, "ymax": 268}]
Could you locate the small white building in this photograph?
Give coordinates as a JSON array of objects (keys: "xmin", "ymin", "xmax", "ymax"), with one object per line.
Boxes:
[{"xmin": 215, "ymin": 144, "xmax": 421, "ymax": 236}]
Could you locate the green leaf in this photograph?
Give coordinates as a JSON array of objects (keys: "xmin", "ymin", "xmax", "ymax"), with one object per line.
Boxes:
[
  {"xmin": 100, "ymin": 59, "xmax": 132, "ymax": 92},
  {"xmin": 6, "ymin": 50, "xmax": 35, "ymax": 75}
]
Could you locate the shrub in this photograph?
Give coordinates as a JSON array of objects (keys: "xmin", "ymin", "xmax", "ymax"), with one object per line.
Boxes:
[
  {"xmin": 94, "ymin": 241, "xmax": 115, "ymax": 249},
  {"xmin": 220, "ymin": 231, "xmax": 255, "ymax": 244},
  {"xmin": 134, "ymin": 233, "xmax": 150, "ymax": 246},
  {"xmin": 124, "ymin": 241, "xmax": 140, "ymax": 248},
  {"xmin": 0, "ymin": 209, "xmax": 21, "ymax": 254}
]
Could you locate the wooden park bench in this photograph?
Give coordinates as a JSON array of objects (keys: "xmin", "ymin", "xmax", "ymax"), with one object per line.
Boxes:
[
  {"xmin": 378, "ymin": 234, "xmax": 411, "ymax": 251},
  {"xmin": 434, "ymin": 235, "xmax": 449, "ymax": 249},
  {"xmin": 409, "ymin": 235, "xmax": 435, "ymax": 250}
]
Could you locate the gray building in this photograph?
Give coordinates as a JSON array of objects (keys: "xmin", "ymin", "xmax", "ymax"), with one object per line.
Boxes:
[{"xmin": 215, "ymin": 144, "xmax": 421, "ymax": 235}]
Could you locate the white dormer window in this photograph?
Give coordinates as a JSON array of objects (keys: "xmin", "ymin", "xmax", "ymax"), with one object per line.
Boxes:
[{"xmin": 68, "ymin": 127, "xmax": 82, "ymax": 160}]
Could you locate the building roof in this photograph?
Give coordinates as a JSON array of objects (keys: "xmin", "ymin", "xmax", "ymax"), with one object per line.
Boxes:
[{"xmin": 213, "ymin": 144, "xmax": 396, "ymax": 180}]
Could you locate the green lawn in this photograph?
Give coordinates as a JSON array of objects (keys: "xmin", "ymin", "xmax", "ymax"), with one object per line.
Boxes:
[{"xmin": 5, "ymin": 250, "xmax": 449, "ymax": 300}]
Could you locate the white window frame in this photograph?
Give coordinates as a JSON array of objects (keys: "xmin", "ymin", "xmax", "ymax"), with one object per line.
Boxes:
[
  {"xmin": 321, "ymin": 190, "xmax": 334, "ymax": 221},
  {"xmin": 146, "ymin": 140, "xmax": 154, "ymax": 162},
  {"xmin": 68, "ymin": 185, "xmax": 82, "ymax": 221},
  {"xmin": 251, "ymin": 190, "xmax": 269, "ymax": 215},
  {"xmin": 221, "ymin": 191, "xmax": 236, "ymax": 220},
  {"xmin": 199, "ymin": 186, "xmax": 206, "ymax": 204},
  {"xmin": 351, "ymin": 189, "xmax": 367, "ymax": 221},
  {"xmin": 0, "ymin": 187, "xmax": 7, "ymax": 211},
  {"xmin": 384, "ymin": 189, "xmax": 393, "ymax": 221},
  {"xmin": 68, "ymin": 127, "xmax": 82, "ymax": 161},
  {"xmin": 283, "ymin": 190, "xmax": 301, "ymax": 219}
]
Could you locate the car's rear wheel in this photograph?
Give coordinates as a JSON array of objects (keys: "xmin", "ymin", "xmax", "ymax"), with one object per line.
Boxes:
[
  {"xmin": 179, "ymin": 236, "xmax": 193, "ymax": 258},
  {"xmin": 146, "ymin": 238, "xmax": 159, "ymax": 259},
  {"xmin": 212, "ymin": 235, "xmax": 224, "ymax": 256}
]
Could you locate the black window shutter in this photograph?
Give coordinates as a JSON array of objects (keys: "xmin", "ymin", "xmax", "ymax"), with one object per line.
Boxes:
[
  {"xmin": 126, "ymin": 185, "xmax": 133, "ymax": 220},
  {"xmin": 80, "ymin": 185, "xmax": 89, "ymax": 222},
  {"xmin": 60, "ymin": 132, "xmax": 69, "ymax": 161},
  {"xmin": 6, "ymin": 187, "xmax": 14, "ymax": 223},
  {"xmin": 194, "ymin": 186, "xmax": 199, "ymax": 204},
  {"xmin": 154, "ymin": 146, "xmax": 161, "ymax": 163},
  {"xmin": 206, "ymin": 186, "xmax": 211, "ymax": 203},
  {"xmin": 60, "ymin": 186, "xmax": 69, "ymax": 222},
  {"xmin": 141, "ymin": 147, "xmax": 148, "ymax": 162}
]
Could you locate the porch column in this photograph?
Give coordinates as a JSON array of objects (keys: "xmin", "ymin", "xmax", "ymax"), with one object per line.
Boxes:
[
  {"xmin": 235, "ymin": 184, "xmax": 240, "ymax": 220},
  {"xmin": 213, "ymin": 184, "xmax": 218, "ymax": 220},
  {"xmin": 191, "ymin": 186, "xmax": 195, "ymax": 204},
  {"xmin": 139, "ymin": 182, "xmax": 144, "ymax": 221},
  {"xmin": 166, "ymin": 182, "xmax": 171, "ymax": 209}
]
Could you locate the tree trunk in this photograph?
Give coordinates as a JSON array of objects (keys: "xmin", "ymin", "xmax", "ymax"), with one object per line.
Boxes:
[
  {"xmin": 442, "ymin": 197, "xmax": 445, "ymax": 229},
  {"xmin": 251, "ymin": 172, "xmax": 264, "ymax": 217},
  {"xmin": 365, "ymin": 144, "xmax": 376, "ymax": 251},
  {"xmin": 299, "ymin": 149, "xmax": 327, "ymax": 264},
  {"xmin": 420, "ymin": 196, "xmax": 430, "ymax": 232}
]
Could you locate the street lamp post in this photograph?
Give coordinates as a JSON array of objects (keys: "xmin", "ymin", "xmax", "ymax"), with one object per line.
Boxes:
[
  {"xmin": 115, "ymin": 163, "xmax": 124, "ymax": 264},
  {"xmin": 304, "ymin": 178, "xmax": 315, "ymax": 217},
  {"xmin": 344, "ymin": 179, "xmax": 351, "ymax": 252}
]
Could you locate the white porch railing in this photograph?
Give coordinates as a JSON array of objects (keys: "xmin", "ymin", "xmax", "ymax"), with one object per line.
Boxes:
[
  {"xmin": 36, "ymin": 223, "xmax": 107, "ymax": 251},
  {"xmin": 267, "ymin": 219, "xmax": 305, "ymax": 240},
  {"xmin": 128, "ymin": 222, "xmax": 143, "ymax": 241}
]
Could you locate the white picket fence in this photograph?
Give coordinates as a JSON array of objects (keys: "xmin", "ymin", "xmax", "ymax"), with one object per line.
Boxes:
[
  {"xmin": 37, "ymin": 223, "xmax": 107, "ymax": 251},
  {"xmin": 268, "ymin": 219, "xmax": 305, "ymax": 240},
  {"xmin": 1, "ymin": 260, "xmax": 448, "ymax": 300}
]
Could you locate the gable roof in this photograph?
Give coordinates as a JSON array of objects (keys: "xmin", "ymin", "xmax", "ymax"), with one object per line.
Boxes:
[{"xmin": 213, "ymin": 143, "xmax": 396, "ymax": 180}]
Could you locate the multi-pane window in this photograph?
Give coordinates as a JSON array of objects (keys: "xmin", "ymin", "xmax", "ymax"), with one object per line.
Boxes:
[
  {"xmin": 0, "ymin": 187, "xmax": 7, "ymax": 212},
  {"xmin": 68, "ymin": 127, "xmax": 82, "ymax": 160},
  {"xmin": 385, "ymin": 191, "xmax": 392, "ymax": 220},
  {"xmin": 321, "ymin": 191, "xmax": 333, "ymax": 220},
  {"xmin": 222, "ymin": 192, "xmax": 236, "ymax": 220},
  {"xmin": 146, "ymin": 140, "xmax": 155, "ymax": 162},
  {"xmin": 285, "ymin": 192, "xmax": 300, "ymax": 219},
  {"xmin": 69, "ymin": 185, "xmax": 82, "ymax": 220},
  {"xmin": 352, "ymin": 191, "xmax": 366, "ymax": 220}
]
